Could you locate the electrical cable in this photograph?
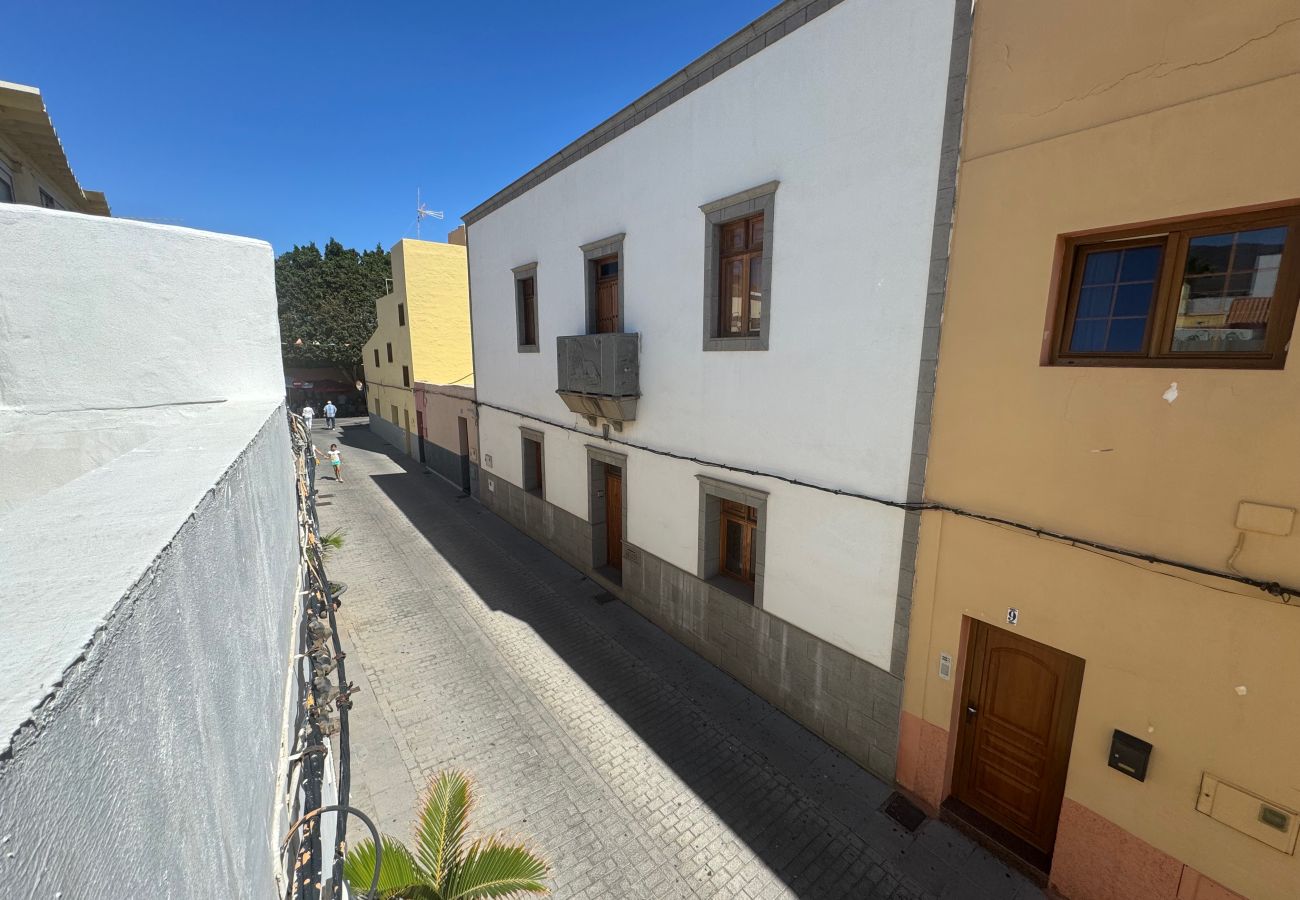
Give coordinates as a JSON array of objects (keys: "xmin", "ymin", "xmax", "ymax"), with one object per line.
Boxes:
[{"xmin": 467, "ymin": 397, "xmax": 1298, "ymax": 603}]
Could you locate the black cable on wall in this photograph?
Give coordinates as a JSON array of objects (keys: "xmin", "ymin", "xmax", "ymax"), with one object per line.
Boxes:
[{"xmin": 466, "ymin": 396, "xmax": 1297, "ymax": 603}]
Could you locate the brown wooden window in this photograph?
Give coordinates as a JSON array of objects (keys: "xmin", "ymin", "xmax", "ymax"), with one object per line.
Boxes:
[
  {"xmin": 718, "ymin": 214, "xmax": 764, "ymax": 338},
  {"xmin": 517, "ymin": 275, "xmax": 537, "ymax": 349},
  {"xmin": 402, "ymin": 365, "xmax": 410, "ymax": 388},
  {"xmin": 386, "ymin": 342, "xmax": 393, "ymax": 363},
  {"xmin": 373, "ymin": 348, "xmax": 380, "ymax": 368},
  {"xmin": 397, "ymin": 303, "xmax": 405, "ymax": 327},
  {"xmin": 1052, "ymin": 205, "xmax": 1300, "ymax": 368},
  {"xmin": 718, "ymin": 500, "xmax": 758, "ymax": 585}
]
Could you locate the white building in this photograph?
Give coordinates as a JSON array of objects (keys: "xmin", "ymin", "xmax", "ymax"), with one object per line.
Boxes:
[{"xmin": 465, "ymin": 0, "xmax": 969, "ymax": 779}]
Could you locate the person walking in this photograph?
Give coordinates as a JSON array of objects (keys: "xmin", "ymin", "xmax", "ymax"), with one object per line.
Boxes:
[
  {"xmin": 328, "ymin": 444, "xmax": 343, "ymax": 482},
  {"xmin": 302, "ymin": 403, "xmax": 315, "ymax": 431},
  {"xmin": 324, "ymin": 400, "xmax": 337, "ymax": 430}
]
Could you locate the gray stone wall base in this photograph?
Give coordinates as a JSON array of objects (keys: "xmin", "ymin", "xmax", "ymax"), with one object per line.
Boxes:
[
  {"xmin": 479, "ymin": 473, "xmax": 901, "ymax": 780},
  {"xmin": 368, "ymin": 415, "xmax": 408, "ymax": 455}
]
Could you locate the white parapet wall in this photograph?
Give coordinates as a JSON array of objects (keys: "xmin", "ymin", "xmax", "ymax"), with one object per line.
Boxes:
[{"xmin": 0, "ymin": 205, "xmax": 299, "ymax": 896}]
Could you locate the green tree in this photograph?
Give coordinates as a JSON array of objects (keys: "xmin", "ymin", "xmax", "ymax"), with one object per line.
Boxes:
[
  {"xmin": 277, "ymin": 238, "xmax": 391, "ymax": 384},
  {"xmin": 344, "ymin": 770, "xmax": 550, "ymax": 900}
]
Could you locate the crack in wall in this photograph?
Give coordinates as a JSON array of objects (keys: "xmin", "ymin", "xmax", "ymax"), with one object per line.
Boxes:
[{"xmin": 1028, "ymin": 15, "xmax": 1300, "ymax": 118}]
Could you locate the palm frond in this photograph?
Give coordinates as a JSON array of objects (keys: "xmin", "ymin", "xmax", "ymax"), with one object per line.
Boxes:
[
  {"xmin": 416, "ymin": 770, "xmax": 472, "ymax": 888},
  {"xmin": 321, "ymin": 527, "xmax": 346, "ymax": 554},
  {"xmin": 443, "ymin": 837, "xmax": 550, "ymax": 899},
  {"xmin": 343, "ymin": 834, "xmax": 429, "ymax": 899}
]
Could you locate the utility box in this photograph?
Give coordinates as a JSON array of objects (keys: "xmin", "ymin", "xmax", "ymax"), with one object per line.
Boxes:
[{"xmin": 1196, "ymin": 772, "xmax": 1299, "ymax": 854}]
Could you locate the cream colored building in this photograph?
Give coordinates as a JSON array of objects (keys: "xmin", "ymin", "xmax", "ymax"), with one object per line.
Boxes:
[
  {"xmin": 0, "ymin": 81, "xmax": 109, "ymax": 215},
  {"xmin": 361, "ymin": 236, "xmax": 473, "ymax": 471},
  {"xmin": 897, "ymin": 3, "xmax": 1300, "ymax": 899}
]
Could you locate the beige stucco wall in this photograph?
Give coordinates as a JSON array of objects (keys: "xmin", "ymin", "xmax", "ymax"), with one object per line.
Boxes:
[
  {"xmin": 904, "ymin": 3, "xmax": 1300, "ymax": 898},
  {"xmin": 416, "ymin": 385, "xmax": 478, "ymax": 462}
]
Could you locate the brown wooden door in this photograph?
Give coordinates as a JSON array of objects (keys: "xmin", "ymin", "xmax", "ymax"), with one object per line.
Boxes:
[
  {"xmin": 604, "ymin": 467, "xmax": 622, "ymax": 569},
  {"xmin": 953, "ymin": 620, "xmax": 1084, "ymax": 857},
  {"xmin": 593, "ymin": 256, "xmax": 619, "ymax": 333}
]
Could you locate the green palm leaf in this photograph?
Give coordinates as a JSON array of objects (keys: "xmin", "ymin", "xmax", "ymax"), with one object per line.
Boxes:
[
  {"xmin": 415, "ymin": 770, "xmax": 472, "ymax": 887},
  {"xmin": 343, "ymin": 834, "xmax": 430, "ymax": 899},
  {"xmin": 443, "ymin": 837, "xmax": 550, "ymax": 899}
]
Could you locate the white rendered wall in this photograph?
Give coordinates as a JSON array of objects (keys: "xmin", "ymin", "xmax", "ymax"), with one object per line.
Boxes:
[
  {"xmin": 469, "ymin": 0, "xmax": 954, "ymax": 669},
  {"xmin": 0, "ymin": 205, "xmax": 282, "ymax": 415},
  {"xmin": 0, "ymin": 205, "xmax": 298, "ymax": 895}
]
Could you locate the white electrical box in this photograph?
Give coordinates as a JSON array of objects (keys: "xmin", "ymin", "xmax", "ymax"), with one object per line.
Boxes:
[{"xmin": 1196, "ymin": 772, "xmax": 1299, "ymax": 854}]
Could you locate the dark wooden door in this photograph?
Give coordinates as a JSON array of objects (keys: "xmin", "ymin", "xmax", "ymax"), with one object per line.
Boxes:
[
  {"xmin": 457, "ymin": 417, "xmax": 471, "ymax": 493},
  {"xmin": 604, "ymin": 467, "xmax": 622, "ymax": 569},
  {"xmin": 953, "ymin": 620, "xmax": 1084, "ymax": 857},
  {"xmin": 594, "ymin": 256, "xmax": 619, "ymax": 333},
  {"xmin": 415, "ymin": 411, "xmax": 426, "ymax": 464}
]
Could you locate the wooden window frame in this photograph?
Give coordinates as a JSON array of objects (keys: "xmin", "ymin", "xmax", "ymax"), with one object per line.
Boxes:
[
  {"xmin": 512, "ymin": 263, "xmax": 539, "ymax": 352},
  {"xmin": 697, "ymin": 475, "xmax": 768, "ymax": 607},
  {"xmin": 386, "ymin": 342, "xmax": 393, "ymax": 363},
  {"xmin": 580, "ymin": 235, "xmax": 625, "ymax": 335},
  {"xmin": 373, "ymin": 348, "xmax": 380, "ymax": 368},
  {"xmin": 701, "ymin": 182, "xmax": 777, "ymax": 351},
  {"xmin": 716, "ymin": 214, "xmax": 765, "ymax": 340},
  {"xmin": 402, "ymin": 365, "xmax": 410, "ymax": 388},
  {"xmin": 397, "ymin": 302, "xmax": 406, "ymax": 327},
  {"xmin": 717, "ymin": 499, "xmax": 758, "ymax": 585},
  {"xmin": 1050, "ymin": 204, "xmax": 1300, "ymax": 369}
]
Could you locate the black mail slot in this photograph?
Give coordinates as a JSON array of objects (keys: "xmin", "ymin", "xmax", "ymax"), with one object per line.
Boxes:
[{"xmin": 1108, "ymin": 730, "xmax": 1152, "ymax": 781}]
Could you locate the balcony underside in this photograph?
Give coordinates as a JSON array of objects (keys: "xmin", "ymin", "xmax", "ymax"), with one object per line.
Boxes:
[{"xmin": 557, "ymin": 390, "xmax": 639, "ymax": 423}]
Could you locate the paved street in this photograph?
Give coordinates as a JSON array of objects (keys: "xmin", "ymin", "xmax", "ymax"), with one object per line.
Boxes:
[{"xmin": 315, "ymin": 420, "xmax": 1045, "ymax": 900}]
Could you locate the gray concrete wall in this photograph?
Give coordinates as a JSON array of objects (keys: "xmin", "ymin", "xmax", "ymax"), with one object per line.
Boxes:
[
  {"xmin": 0, "ymin": 408, "xmax": 299, "ymax": 898},
  {"xmin": 479, "ymin": 473, "xmax": 900, "ymax": 779}
]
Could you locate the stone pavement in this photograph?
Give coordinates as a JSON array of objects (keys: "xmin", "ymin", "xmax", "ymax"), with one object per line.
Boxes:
[{"xmin": 315, "ymin": 420, "xmax": 1046, "ymax": 900}]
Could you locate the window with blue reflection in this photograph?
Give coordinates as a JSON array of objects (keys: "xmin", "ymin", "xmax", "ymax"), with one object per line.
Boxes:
[{"xmin": 1069, "ymin": 245, "xmax": 1162, "ymax": 353}]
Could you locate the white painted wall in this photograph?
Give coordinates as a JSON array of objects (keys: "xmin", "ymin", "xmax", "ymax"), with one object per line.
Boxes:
[
  {"xmin": 470, "ymin": 0, "xmax": 954, "ymax": 668},
  {"xmin": 0, "ymin": 205, "xmax": 298, "ymax": 895},
  {"xmin": 0, "ymin": 205, "xmax": 282, "ymax": 414}
]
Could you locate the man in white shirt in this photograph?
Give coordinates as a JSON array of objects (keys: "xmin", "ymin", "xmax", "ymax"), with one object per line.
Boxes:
[
  {"xmin": 324, "ymin": 401, "xmax": 337, "ymax": 430},
  {"xmin": 302, "ymin": 404, "xmax": 315, "ymax": 431}
]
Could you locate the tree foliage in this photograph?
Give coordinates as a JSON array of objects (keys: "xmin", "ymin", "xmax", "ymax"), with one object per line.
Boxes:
[{"xmin": 276, "ymin": 238, "xmax": 391, "ymax": 383}]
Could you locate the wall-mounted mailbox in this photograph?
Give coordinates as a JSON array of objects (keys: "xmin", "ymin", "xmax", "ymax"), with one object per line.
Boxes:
[{"xmin": 1108, "ymin": 730, "xmax": 1152, "ymax": 781}]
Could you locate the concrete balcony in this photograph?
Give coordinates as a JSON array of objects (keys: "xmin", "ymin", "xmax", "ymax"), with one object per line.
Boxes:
[{"xmin": 556, "ymin": 332, "xmax": 640, "ymax": 424}]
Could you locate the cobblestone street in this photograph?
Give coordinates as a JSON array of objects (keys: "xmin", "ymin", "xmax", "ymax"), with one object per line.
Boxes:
[{"xmin": 316, "ymin": 421, "xmax": 1045, "ymax": 900}]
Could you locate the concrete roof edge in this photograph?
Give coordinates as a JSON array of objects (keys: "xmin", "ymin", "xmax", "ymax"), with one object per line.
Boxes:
[{"xmin": 0, "ymin": 81, "xmax": 111, "ymax": 215}]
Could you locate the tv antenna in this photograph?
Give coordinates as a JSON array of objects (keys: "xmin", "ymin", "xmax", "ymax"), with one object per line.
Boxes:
[{"xmin": 415, "ymin": 187, "xmax": 444, "ymax": 238}]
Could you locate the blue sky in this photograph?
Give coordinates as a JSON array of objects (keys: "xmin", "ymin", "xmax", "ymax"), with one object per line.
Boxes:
[{"xmin": 5, "ymin": 0, "xmax": 774, "ymax": 254}]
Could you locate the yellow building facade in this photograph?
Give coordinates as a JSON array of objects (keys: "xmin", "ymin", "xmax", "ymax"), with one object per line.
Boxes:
[
  {"xmin": 362, "ymin": 237, "xmax": 471, "ymax": 460},
  {"xmin": 898, "ymin": 3, "xmax": 1300, "ymax": 899}
]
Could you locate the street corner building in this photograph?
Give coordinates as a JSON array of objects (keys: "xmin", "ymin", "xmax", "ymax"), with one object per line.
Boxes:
[
  {"xmin": 896, "ymin": 2, "xmax": 1300, "ymax": 899},
  {"xmin": 462, "ymin": 0, "xmax": 971, "ymax": 782},
  {"xmin": 0, "ymin": 155, "xmax": 299, "ymax": 891},
  {"xmin": 362, "ymin": 231, "xmax": 480, "ymax": 492}
]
